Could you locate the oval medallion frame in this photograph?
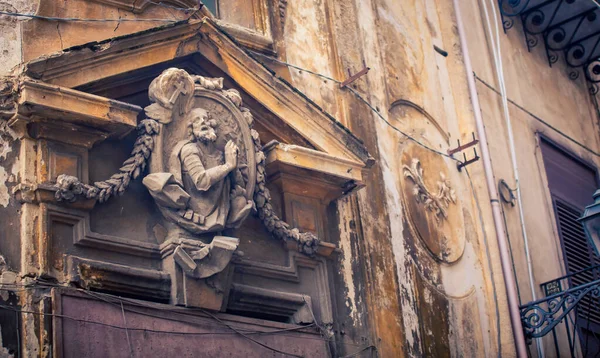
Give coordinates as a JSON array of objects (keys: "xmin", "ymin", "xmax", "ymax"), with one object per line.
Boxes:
[
  {"xmin": 158, "ymin": 88, "xmax": 257, "ymax": 200},
  {"xmin": 400, "ymin": 143, "xmax": 466, "ymax": 263}
]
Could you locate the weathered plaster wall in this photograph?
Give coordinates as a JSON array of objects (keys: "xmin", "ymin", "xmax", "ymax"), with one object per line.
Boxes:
[
  {"xmin": 283, "ymin": 0, "xmax": 511, "ymax": 356},
  {"xmin": 0, "ymin": 131, "xmax": 21, "ymax": 271},
  {"xmin": 462, "ymin": 0, "xmax": 600, "ymax": 356},
  {"xmin": 0, "ymin": 0, "xmax": 38, "ymax": 75},
  {"xmin": 5, "ymin": 0, "xmax": 599, "ymax": 357},
  {"xmin": 21, "ymin": 0, "xmax": 190, "ymax": 61}
]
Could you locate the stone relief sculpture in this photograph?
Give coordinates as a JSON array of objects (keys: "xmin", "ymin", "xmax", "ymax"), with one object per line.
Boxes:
[
  {"xmin": 53, "ymin": 68, "xmax": 319, "ymax": 266},
  {"xmin": 403, "ymin": 158, "xmax": 457, "ymax": 224},
  {"xmin": 142, "ymin": 104, "xmax": 253, "ymax": 235},
  {"xmin": 400, "ymin": 144, "xmax": 465, "ymax": 264}
]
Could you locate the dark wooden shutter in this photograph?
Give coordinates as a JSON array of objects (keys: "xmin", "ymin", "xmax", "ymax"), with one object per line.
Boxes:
[
  {"xmin": 554, "ymin": 199, "xmax": 600, "ymax": 324},
  {"xmin": 541, "ymin": 139, "xmax": 600, "ymax": 350}
]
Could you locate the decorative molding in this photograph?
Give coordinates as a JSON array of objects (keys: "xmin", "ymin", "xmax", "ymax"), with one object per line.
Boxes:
[
  {"xmin": 0, "ymin": 77, "xmax": 17, "ymax": 121},
  {"xmin": 66, "ymin": 256, "xmax": 171, "ymax": 301},
  {"xmin": 400, "ymin": 144, "xmax": 466, "ymax": 263},
  {"xmin": 264, "ymin": 142, "xmax": 364, "ymax": 183},
  {"xmin": 234, "ymin": 252, "xmax": 333, "ymax": 324},
  {"xmin": 45, "ymin": 204, "xmax": 161, "ymax": 258},
  {"xmin": 23, "ymin": 19, "xmax": 372, "ymax": 166},
  {"xmin": 389, "ymin": 99, "xmax": 449, "ymax": 144},
  {"xmin": 51, "ymin": 68, "xmax": 322, "ymax": 256},
  {"xmin": 228, "ymin": 283, "xmax": 314, "ymax": 324},
  {"xmin": 278, "ymin": 0, "xmax": 288, "ymax": 30},
  {"xmin": 55, "ymin": 119, "xmax": 159, "ymax": 202},
  {"xmin": 83, "ymin": 0, "xmax": 200, "ymax": 13},
  {"xmin": 215, "ymin": 20, "xmax": 275, "ymax": 55},
  {"xmin": 17, "ymin": 80, "xmax": 140, "ymax": 135},
  {"xmin": 403, "ymin": 158, "xmax": 456, "ymax": 223}
]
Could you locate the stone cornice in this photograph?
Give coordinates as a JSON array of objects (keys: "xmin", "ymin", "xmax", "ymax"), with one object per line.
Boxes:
[
  {"xmin": 264, "ymin": 142, "xmax": 364, "ymax": 183},
  {"xmin": 12, "ymin": 80, "xmax": 140, "ymax": 147},
  {"xmin": 23, "ymin": 18, "xmax": 373, "ymax": 168},
  {"xmin": 82, "ymin": 0, "xmax": 201, "ymax": 13}
]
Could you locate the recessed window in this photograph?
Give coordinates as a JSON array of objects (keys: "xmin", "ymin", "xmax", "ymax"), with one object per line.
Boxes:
[
  {"xmin": 202, "ymin": 0, "xmax": 218, "ymax": 17},
  {"xmin": 204, "ymin": 0, "xmax": 268, "ymax": 36}
]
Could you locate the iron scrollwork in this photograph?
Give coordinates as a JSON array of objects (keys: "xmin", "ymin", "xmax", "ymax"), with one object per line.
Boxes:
[
  {"xmin": 499, "ymin": 0, "xmax": 600, "ymax": 90},
  {"xmin": 520, "ymin": 279, "xmax": 600, "ymax": 342}
]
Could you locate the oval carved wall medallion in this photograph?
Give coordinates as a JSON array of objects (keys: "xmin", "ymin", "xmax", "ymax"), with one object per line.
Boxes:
[{"xmin": 400, "ymin": 143, "xmax": 465, "ymax": 263}]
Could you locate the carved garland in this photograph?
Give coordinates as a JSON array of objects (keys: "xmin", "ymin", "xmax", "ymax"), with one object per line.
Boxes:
[
  {"xmin": 55, "ymin": 119, "xmax": 159, "ymax": 203},
  {"xmin": 251, "ymin": 127, "xmax": 320, "ymax": 256},
  {"xmin": 54, "ymin": 76, "xmax": 320, "ymax": 256}
]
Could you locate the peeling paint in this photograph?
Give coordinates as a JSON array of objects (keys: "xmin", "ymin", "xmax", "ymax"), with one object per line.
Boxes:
[
  {"xmin": 0, "ymin": 140, "xmax": 10, "ymax": 161},
  {"xmin": 0, "ymin": 166, "xmax": 9, "ymax": 207},
  {"xmin": 337, "ymin": 202, "xmax": 360, "ymax": 323}
]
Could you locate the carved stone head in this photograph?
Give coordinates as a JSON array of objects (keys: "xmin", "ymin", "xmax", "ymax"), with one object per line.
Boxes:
[{"xmin": 186, "ymin": 108, "xmax": 217, "ymax": 143}]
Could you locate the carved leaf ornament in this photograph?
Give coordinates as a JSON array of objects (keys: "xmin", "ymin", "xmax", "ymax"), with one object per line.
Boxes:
[
  {"xmin": 54, "ymin": 68, "xmax": 320, "ymax": 256},
  {"xmin": 402, "ymin": 158, "xmax": 457, "ymax": 223}
]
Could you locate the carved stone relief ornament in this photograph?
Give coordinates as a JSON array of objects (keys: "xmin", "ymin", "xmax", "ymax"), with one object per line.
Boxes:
[
  {"xmin": 403, "ymin": 158, "xmax": 457, "ymax": 223},
  {"xmin": 52, "ymin": 69, "xmax": 320, "ymax": 299},
  {"xmin": 399, "ymin": 143, "xmax": 465, "ymax": 264}
]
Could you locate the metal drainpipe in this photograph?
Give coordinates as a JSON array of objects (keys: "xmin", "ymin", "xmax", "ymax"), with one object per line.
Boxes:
[{"xmin": 451, "ymin": 0, "xmax": 528, "ymax": 356}]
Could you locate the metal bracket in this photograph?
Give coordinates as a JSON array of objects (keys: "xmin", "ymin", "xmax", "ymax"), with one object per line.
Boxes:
[
  {"xmin": 456, "ymin": 149, "xmax": 480, "ymax": 172},
  {"xmin": 448, "ymin": 132, "xmax": 479, "ymax": 156},
  {"xmin": 449, "ymin": 133, "xmax": 480, "ymax": 171},
  {"xmin": 340, "ymin": 62, "xmax": 370, "ymax": 88}
]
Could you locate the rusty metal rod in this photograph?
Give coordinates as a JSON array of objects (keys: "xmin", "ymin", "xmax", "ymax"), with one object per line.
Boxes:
[
  {"xmin": 448, "ymin": 135, "xmax": 480, "ymax": 156},
  {"xmin": 339, "ymin": 66, "xmax": 370, "ymax": 88}
]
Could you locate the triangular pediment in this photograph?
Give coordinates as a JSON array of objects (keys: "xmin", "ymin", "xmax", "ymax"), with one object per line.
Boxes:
[{"xmin": 24, "ymin": 19, "xmax": 373, "ymax": 172}]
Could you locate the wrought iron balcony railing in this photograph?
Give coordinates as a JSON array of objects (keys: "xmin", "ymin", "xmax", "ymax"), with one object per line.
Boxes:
[
  {"xmin": 499, "ymin": 0, "xmax": 600, "ymax": 93},
  {"xmin": 520, "ymin": 264, "xmax": 600, "ymax": 357}
]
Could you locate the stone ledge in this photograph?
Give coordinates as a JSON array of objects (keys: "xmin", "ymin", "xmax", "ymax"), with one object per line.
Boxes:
[
  {"xmin": 13, "ymin": 81, "xmax": 140, "ymax": 147},
  {"xmin": 264, "ymin": 141, "xmax": 365, "ymax": 203}
]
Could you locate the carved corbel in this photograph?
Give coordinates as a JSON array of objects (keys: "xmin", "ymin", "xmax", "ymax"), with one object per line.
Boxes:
[{"xmin": 0, "ymin": 77, "xmax": 17, "ymax": 121}]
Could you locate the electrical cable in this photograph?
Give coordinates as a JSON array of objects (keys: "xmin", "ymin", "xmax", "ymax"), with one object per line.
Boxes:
[
  {"xmin": 2, "ymin": 281, "xmax": 376, "ymax": 354},
  {"xmin": 147, "ymin": 1, "xmax": 198, "ymax": 12},
  {"xmin": 0, "ymin": 10, "xmax": 179, "ymax": 22},
  {"xmin": 0, "ymin": 283, "xmax": 318, "ymax": 336},
  {"xmin": 246, "ymin": 50, "xmax": 340, "ymax": 83},
  {"xmin": 0, "ymin": 295, "xmax": 317, "ymax": 337},
  {"xmin": 301, "ymin": 296, "xmax": 328, "ymax": 338},
  {"xmin": 81, "ymin": 289, "xmax": 306, "ymax": 357},
  {"xmin": 15, "ymin": 310, "xmax": 20, "ymax": 357},
  {"xmin": 246, "ymin": 50, "xmax": 461, "ymax": 163},
  {"xmin": 198, "ymin": 307, "xmax": 305, "ymax": 357},
  {"xmin": 246, "ymin": 47, "xmax": 506, "ymax": 357},
  {"xmin": 80, "ymin": 289, "xmax": 316, "ymax": 336},
  {"xmin": 120, "ymin": 300, "xmax": 134, "ymax": 358},
  {"xmin": 339, "ymin": 345, "xmax": 377, "ymax": 358},
  {"xmin": 481, "ymin": 0, "xmax": 541, "ymax": 356},
  {"xmin": 0, "ymin": 10, "xmax": 524, "ymax": 355},
  {"xmin": 500, "ymin": 200, "xmax": 523, "ymax": 305},
  {"xmin": 474, "ymin": 73, "xmax": 600, "ymax": 157}
]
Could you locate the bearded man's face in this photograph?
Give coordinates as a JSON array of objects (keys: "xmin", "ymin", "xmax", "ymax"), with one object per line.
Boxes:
[{"xmin": 190, "ymin": 111, "xmax": 217, "ymax": 144}]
